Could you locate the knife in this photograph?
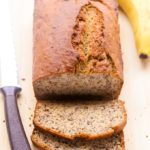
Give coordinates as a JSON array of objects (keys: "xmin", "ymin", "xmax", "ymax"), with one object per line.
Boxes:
[{"xmin": 0, "ymin": 1, "xmax": 31, "ymax": 150}]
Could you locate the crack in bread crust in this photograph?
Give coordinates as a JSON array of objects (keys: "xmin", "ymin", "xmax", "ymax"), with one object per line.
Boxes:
[{"xmin": 72, "ymin": 3, "xmax": 114, "ymax": 74}]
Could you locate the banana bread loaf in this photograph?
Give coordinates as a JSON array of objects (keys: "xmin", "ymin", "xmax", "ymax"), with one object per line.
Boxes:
[
  {"xmin": 31, "ymin": 128, "xmax": 125, "ymax": 150},
  {"xmin": 33, "ymin": 0, "xmax": 123, "ymax": 99},
  {"xmin": 34, "ymin": 99, "xmax": 127, "ymax": 140}
]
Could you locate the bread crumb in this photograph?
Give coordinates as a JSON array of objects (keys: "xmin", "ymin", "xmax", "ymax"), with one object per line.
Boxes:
[
  {"xmin": 28, "ymin": 107, "xmax": 31, "ymax": 110},
  {"xmin": 31, "ymin": 114, "xmax": 33, "ymax": 117},
  {"xmin": 146, "ymin": 135, "xmax": 149, "ymax": 138},
  {"xmin": 29, "ymin": 117, "xmax": 31, "ymax": 120},
  {"xmin": 21, "ymin": 78, "xmax": 26, "ymax": 81},
  {"xmin": 29, "ymin": 124, "xmax": 32, "ymax": 127},
  {"xmin": 3, "ymin": 120, "xmax": 5, "ymax": 123}
]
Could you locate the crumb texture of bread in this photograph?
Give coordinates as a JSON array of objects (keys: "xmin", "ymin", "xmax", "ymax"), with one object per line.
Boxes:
[
  {"xmin": 31, "ymin": 128, "xmax": 125, "ymax": 150},
  {"xmin": 34, "ymin": 99, "xmax": 127, "ymax": 140},
  {"xmin": 33, "ymin": 0, "xmax": 123, "ymax": 99}
]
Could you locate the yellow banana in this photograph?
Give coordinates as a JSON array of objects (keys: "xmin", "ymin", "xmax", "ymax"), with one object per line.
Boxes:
[{"xmin": 117, "ymin": 0, "xmax": 150, "ymax": 59}]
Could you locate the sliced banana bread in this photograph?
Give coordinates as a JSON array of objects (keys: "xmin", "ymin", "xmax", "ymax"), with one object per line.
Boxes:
[
  {"xmin": 34, "ymin": 99, "xmax": 127, "ymax": 140},
  {"xmin": 33, "ymin": 0, "xmax": 123, "ymax": 100},
  {"xmin": 31, "ymin": 128, "xmax": 125, "ymax": 150}
]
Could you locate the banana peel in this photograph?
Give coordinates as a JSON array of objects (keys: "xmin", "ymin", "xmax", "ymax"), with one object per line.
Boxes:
[{"xmin": 117, "ymin": 0, "xmax": 150, "ymax": 59}]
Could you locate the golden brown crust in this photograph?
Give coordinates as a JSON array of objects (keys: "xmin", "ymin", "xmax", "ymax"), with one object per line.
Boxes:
[
  {"xmin": 97, "ymin": 0, "xmax": 119, "ymax": 12},
  {"xmin": 92, "ymin": 1, "xmax": 123, "ymax": 80},
  {"xmin": 31, "ymin": 133, "xmax": 52, "ymax": 150},
  {"xmin": 33, "ymin": 0, "xmax": 123, "ymax": 83},
  {"xmin": 33, "ymin": 100, "xmax": 127, "ymax": 141},
  {"xmin": 120, "ymin": 132, "xmax": 126, "ymax": 150},
  {"xmin": 33, "ymin": 0, "xmax": 82, "ymax": 81}
]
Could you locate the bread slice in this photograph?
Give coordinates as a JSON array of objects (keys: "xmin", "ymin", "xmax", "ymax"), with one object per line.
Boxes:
[
  {"xmin": 33, "ymin": 0, "xmax": 123, "ymax": 100},
  {"xmin": 34, "ymin": 99, "xmax": 127, "ymax": 140},
  {"xmin": 31, "ymin": 128, "xmax": 125, "ymax": 150}
]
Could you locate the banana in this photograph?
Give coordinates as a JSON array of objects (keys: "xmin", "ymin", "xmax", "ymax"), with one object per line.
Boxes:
[{"xmin": 117, "ymin": 0, "xmax": 150, "ymax": 59}]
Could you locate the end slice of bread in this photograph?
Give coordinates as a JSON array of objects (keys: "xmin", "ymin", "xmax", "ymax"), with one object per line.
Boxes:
[
  {"xmin": 31, "ymin": 128, "xmax": 125, "ymax": 150},
  {"xmin": 34, "ymin": 99, "xmax": 127, "ymax": 140}
]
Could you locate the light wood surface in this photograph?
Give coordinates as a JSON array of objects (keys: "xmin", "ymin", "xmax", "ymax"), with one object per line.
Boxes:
[{"xmin": 1, "ymin": 0, "xmax": 150, "ymax": 149}]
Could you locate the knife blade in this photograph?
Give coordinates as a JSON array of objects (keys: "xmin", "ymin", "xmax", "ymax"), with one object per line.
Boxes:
[{"xmin": 0, "ymin": 1, "xmax": 31, "ymax": 150}]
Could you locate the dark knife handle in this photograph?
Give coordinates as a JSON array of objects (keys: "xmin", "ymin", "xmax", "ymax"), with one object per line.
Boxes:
[{"xmin": 1, "ymin": 86, "xmax": 31, "ymax": 150}]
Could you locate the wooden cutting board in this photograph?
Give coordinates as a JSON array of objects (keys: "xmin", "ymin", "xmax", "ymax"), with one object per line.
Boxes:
[{"xmin": 1, "ymin": 0, "xmax": 150, "ymax": 149}]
